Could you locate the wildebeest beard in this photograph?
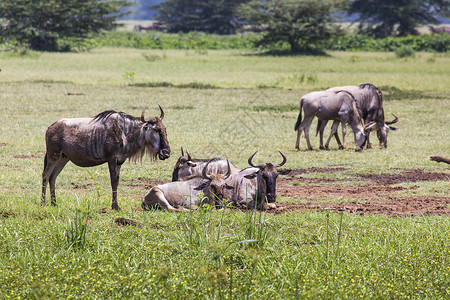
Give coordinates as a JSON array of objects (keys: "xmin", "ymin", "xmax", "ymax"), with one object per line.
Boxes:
[{"xmin": 128, "ymin": 144, "xmax": 158, "ymax": 163}]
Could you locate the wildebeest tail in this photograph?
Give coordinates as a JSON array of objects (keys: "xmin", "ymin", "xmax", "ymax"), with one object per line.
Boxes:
[
  {"xmin": 294, "ymin": 99, "xmax": 303, "ymax": 131},
  {"xmin": 43, "ymin": 152, "xmax": 48, "ymax": 171}
]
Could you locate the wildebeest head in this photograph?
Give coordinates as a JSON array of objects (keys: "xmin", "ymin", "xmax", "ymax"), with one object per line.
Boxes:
[
  {"xmin": 194, "ymin": 159, "xmax": 233, "ymax": 207},
  {"xmin": 171, "ymin": 147, "xmax": 196, "ymax": 181},
  {"xmin": 245, "ymin": 151, "xmax": 287, "ymax": 204},
  {"xmin": 139, "ymin": 106, "xmax": 170, "ymax": 161},
  {"xmin": 376, "ymin": 114, "xmax": 398, "ymax": 148}
]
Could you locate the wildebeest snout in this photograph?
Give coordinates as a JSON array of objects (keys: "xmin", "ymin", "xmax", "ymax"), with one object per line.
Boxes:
[{"xmin": 159, "ymin": 147, "xmax": 171, "ymax": 160}]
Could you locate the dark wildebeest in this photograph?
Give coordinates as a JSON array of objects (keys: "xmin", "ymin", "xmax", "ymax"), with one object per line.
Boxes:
[
  {"xmin": 41, "ymin": 106, "xmax": 170, "ymax": 210},
  {"xmin": 142, "ymin": 160, "xmax": 234, "ymax": 211},
  {"xmin": 171, "ymin": 148, "xmax": 241, "ymax": 182},
  {"xmin": 295, "ymin": 90, "xmax": 374, "ymax": 151},
  {"xmin": 320, "ymin": 84, "xmax": 398, "ymax": 149},
  {"xmin": 223, "ymin": 151, "xmax": 286, "ymax": 210},
  {"xmin": 430, "ymin": 156, "xmax": 450, "ymax": 164}
]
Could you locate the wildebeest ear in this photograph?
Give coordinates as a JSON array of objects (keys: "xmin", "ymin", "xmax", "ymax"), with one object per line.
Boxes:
[
  {"xmin": 244, "ymin": 172, "xmax": 257, "ymax": 179},
  {"xmin": 194, "ymin": 182, "xmax": 208, "ymax": 190},
  {"xmin": 187, "ymin": 162, "xmax": 197, "ymax": 167}
]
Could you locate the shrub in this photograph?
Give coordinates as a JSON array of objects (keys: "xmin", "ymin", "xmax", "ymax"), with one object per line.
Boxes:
[{"xmin": 395, "ymin": 45, "xmax": 415, "ymax": 58}]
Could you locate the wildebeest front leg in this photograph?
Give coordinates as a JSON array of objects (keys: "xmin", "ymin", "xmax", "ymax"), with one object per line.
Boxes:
[
  {"xmin": 108, "ymin": 160, "xmax": 122, "ymax": 210},
  {"xmin": 340, "ymin": 120, "xmax": 348, "ymax": 150},
  {"xmin": 364, "ymin": 120, "xmax": 373, "ymax": 149},
  {"xmin": 325, "ymin": 120, "xmax": 340, "ymax": 150}
]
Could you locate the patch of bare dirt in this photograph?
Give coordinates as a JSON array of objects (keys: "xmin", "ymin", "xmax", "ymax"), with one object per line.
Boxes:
[
  {"xmin": 273, "ymin": 168, "xmax": 450, "ymax": 216},
  {"xmin": 13, "ymin": 153, "xmax": 41, "ymax": 159}
]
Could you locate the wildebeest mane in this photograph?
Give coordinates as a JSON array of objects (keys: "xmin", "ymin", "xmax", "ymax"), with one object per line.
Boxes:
[
  {"xmin": 190, "ymin": 157, "xmax": 223, "ymax": 163},
  {"xmin": 92, "ymin": 110, "xmax": 138, "ymax": 123},
  {"xmin": 92, "ymin": 110, "xmax": 157, "ymax": 163},
  {"xmin": 359, "ymin": 83, "xmax": 383, "ymax": 100}
]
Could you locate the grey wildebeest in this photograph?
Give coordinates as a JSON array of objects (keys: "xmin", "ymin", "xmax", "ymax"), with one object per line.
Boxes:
[
  {"xmin": 319, "ymin": 84, "xmax": 398, "ymax": 149},
  {"xmin": 295, "ymin": 90, "xmax": 374, "ymax": 151},
  {"xmin": 142, "ymin": 160, "xmax": 234, "ymax": 211},
  {"xmin": 223, "ymin": 151, "xmax": 287, "ymax": 210},
  {"xmin": 41, "ymin": 106, "xmax": 170, "ymax": 210},
  {"xmin": 171, "ymin": 147, "xmax": 241, "ymax": 182}
]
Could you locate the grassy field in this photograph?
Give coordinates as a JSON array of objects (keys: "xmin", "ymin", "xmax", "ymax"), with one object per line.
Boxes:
[{"xmin": 0, "ymin": 48, "xmax": 449, "ymax": 299}]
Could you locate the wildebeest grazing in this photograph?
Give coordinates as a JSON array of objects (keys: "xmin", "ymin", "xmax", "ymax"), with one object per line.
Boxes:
[
  {"xmin": 295, "ymin": 90, "xmax": 374, "ymax": 151},
  {"xmin": 41, "ymin": 106, "xmax": 170, "ymax": 210},
  {"xmin": 171, "ymin": 147, "xmax": 241, "ymax": 181},
  {"xmin": 322, "ymin": 84, "xmax": 399, "ymax": 148},
  {"xmin": 224, "ymin": 151, "xmax": 286, "ymax": 209},
  {"xmin": 142, "ymin": 159, "xmax": 234, "ymax": 211}
]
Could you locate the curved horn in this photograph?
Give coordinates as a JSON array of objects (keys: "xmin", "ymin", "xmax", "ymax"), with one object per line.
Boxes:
[
  {"xmin": 248, "ymin": 151, "xmax": 265, "ymax": 168},
  {"xmin": 224, "ymin": 160, "xmax": 231, "ymax": 179},
  {"xmin": 202, "ymin": 159, "xmax": 213, "ymax": 180},
  {"xmin": 248, "ymin": 151, "xmax": 258, "ymax": 168},
  {"xmin": 181, "ymin": 147, "xmax": 184, "ymax": 157},
  {"xmin": 185, "ymin": 148, "xmax": 192, "ymax": 161},
  {"xmin": 385, "ymin": 114, "xmax": 398, "ymax": 125},
  {"xmin": 275, "ymin": 151, "xmax": 287, "ymax": 167},
  {"xmin": 158, "ymin": 105, "xmax": 164, "ymax": 120},
  {"xmin": 141, "ymin": 107, "xmax": 146, "ymax": 122}
]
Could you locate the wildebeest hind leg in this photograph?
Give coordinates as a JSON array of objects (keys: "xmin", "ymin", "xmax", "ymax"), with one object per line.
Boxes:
[
  {"xmin": 301, "ymin": 116, "xmax": 315, "ymax": 150},
  {"xmin": 143, "ymin": 188, "xmax": 180, "ymax": 212},
  {"xmin": 48, "ymin": 157, "xmax": 70, "ymax": 206},
  {"xmin": 41, "ymin": 153, "xmax": 60, "ymax": 205}
]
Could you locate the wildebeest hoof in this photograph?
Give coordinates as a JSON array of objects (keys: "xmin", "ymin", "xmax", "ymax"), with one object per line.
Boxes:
[
  {"xmin": 266, "ymin": 203, "xmax": 277, "ymax": 209},
  {"xmin": 111, "ymin": 204, "xmax": 121, "ymax": 211},
  {"xmin": 115, "ymin": 217, "xmax": 140, "ymax": 227}
]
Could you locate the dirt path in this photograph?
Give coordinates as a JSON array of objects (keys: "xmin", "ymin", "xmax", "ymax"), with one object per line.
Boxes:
[{"xmin": 273, "ymin": 168, "xmax": 450, "ymax": 216}]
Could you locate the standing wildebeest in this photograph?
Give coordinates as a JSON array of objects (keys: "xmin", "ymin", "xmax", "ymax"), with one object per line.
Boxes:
[
  {"xmin": 171, "ymin": 147, "xmax": 241, "ymax": 182},
  {"xmin": 223, "ymin": 151, "xmax": 286, "ymax": 209},
  {"xmin": 41, "ymin": 106, "xmax": 170, "ymax": 210},
  {"xmin": 295, "ymin": 91, "xmax": 373, "ymax": 151},
  {"xmin": 142, "ymin": 160, "xmax": 234, "ymax": 211},
  {"xmin": 321, "ymin": 84, "xmax": 398, "ymax": 148}
]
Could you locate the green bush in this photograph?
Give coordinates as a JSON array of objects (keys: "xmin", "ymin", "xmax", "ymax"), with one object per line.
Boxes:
[{"xmin": 394, "ymin": 45, "xmax": 415, "ymax": 58}]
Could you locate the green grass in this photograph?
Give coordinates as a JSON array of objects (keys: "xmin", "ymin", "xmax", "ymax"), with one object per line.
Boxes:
[{"xmin": 0, "ymin": 48, "xmax": 449, "ymax": 299}]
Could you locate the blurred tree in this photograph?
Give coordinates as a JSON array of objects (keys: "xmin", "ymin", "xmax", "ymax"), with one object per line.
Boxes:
[
  {"xmin": 239, "ymin": 0, "xmax": 343, "ymax": 53},
  {"xmin": 347, "ymin": 0, "xmax": 450, "ymax": 37},
  {"xmin": 0, "ymin": 0, "xmax": 131, "ymax": 51},
  {"xmin": 153, "ymin": 0, "xmax": 249, "ymax": 34}
]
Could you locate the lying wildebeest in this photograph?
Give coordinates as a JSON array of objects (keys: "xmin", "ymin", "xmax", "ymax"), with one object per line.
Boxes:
[
  {"xmin": 320, "ymin": 84, "xmax": 398, "ymax": 149},
  {"xmin": 295, "ymin": 90, "xmax": 374, "ymax": 151},
  {"xmin": 223, "ymin": 151, "xmax": 286, "ymax": 209},
  {"xmin": 171, "ymin": 147, "xmax": 241, "ymax": 181},
  {"xmin": 142, "ymin": 160, "xmax": 234, "ymax": 211},
  {"xmin": 41, "ymin": 106, "xmax": 170, "ymax": 210},
  {"xmin": 430, "ymin": 156, "xmax": 450, "ymax": 164}
]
